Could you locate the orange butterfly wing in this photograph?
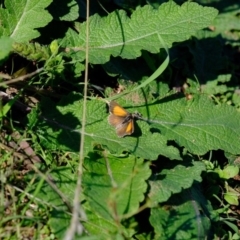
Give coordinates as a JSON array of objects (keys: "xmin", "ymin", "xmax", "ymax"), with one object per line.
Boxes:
[
  {"xmin": 109, "ymin": 101, "xmax": 129, "ymax": 117},
  {"xmin": 108, "ymin": 101, "xmax": 134, "ymax": 137},
  {"xmin": 108, "ymin": 114, "xmax": 125, "ymax": 128},
  {"xmin": 116, "ymin": 119, "xmax": 134, "ymax": 137}
]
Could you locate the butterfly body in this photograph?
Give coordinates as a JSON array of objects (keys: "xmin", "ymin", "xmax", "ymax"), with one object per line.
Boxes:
[{"xmin": 108, "ymin": 101, "xmax": 142, "ymax": 137}]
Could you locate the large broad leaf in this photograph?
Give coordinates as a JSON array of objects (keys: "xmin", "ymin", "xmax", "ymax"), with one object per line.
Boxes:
[
  {"xmin": 28, "ymin": 154, "xmax": 149, "ymax": 239},
  {"xmin": 0, "ymin": 0, "xmax": 53, "ymax": 42},
  {"xmin": 62, "ymin": 1, "xmax": 218, "ymax": 64},
  {"xmin": 146, "ymin": 94, "xmax": 240, "ymax": 155},
  {"xmin": 83, "ymin": 153, "xmax": 151, "ymax": 220},
  {"xmin": 34, "ymin": 93, "xmax": 181, "ymax": 160},
  {"xmin": 32, "ymin": 92, "xmax": 240, "ymax": 160},
  {"xmin": 149, "ymin": 184, "xmax": 212, "ymax": 239}
]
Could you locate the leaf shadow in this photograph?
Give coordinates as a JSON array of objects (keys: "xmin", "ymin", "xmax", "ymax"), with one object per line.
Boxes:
[
  {"xmin": 38, "ymin": 93, "xmax": 82, "ymax": 152},
  {"xmin": 155, "ymin": 182, "xmax": 211, "ymax": 239}
]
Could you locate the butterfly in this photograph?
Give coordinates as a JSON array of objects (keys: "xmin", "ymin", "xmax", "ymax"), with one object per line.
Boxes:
[{"xmin": 108, "ymin": 101, "xmax": 142, "ymax": 137}]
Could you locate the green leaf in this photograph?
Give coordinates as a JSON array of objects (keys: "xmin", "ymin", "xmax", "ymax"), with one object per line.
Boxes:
[
  {"xmin": 83, "ymin": 153, "xmax": 151, "ymax": 220},
  {"xmin": 35, "ymin": 92, "xmax": 240, "ymax": 159},
  {"xmin": 37, "ymin": 94, "xmax": 181, "ymax": 160},
  {"xmin": 0, "ymin": 93, "xmax": 19, "ymax": 118},
  {"xmin": 200, "ymin": 74, "xmax": 232, "ymax": 95},
  {"xmin": 147, "ymin": 95, "xmax": 240, "ymax": 155},
  {"xmin": 225, "ymin": 152, "xmax": 240, "ymax": 166},
  {"xmin": 222, "ymin": 220, "xmax": 240, "ymax": 236},
  {"xmin": 48, "ymin": 210, "xmax": 71, "ymax": 239},
  {"xmin": 223, "ymin": 165, "xmax": 239, "ymax": 179},
  {"xmin": 148, "ymin": 161, "xmax": 205, "ymax": 203},
  {"xmin": 62, "ymin": 2, "xmax": 218, "ymax": 64},
  {"xmin": 213, "ymin": 9, "xmax": 240, "ymax": 45},
  {"xmin": 12, "ymin": 42, "xmax": 51, "ymax": 61},
  {"xmin": 149, "ymin": 185, "xmax": 211, "ymax": 239},
  {"xmin": 27, "ymin": 165, "xmax": 135, "ymax": 239},
  {"xmin": 0, "ymin": 0, "xmax": 53, "ymax": 42},
  {"xmin": 0, "ymin": 36, "xmax": 13, "ymax": 65},
  {"xmin": 224, "ymin": 192, "xmax": 239, "ymax": 206},
  {"xmin": 134, "ymin": 233, "xmax": 153, "ymax": 240},
  {"xmin": 218, "ymin": 165, "xmax": 239, "ymax": 180},
  {"xmin": 83, "ymin": 201, "xmax": 134, "ymax": 239}
]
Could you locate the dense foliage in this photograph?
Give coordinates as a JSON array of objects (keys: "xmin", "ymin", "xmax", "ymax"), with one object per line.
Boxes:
[{"xmin": 0, "ymin": 0, "xmax": 239, "ymax": 239}]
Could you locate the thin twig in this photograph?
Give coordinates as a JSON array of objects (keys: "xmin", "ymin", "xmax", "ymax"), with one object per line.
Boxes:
[
  {"xmin": 0, "ymin": 67, "xmax": 44, "ymax": 86},
  {"xmin": 0, "ymin": 143, "xmax": 25, "ymax": 160},
  {"xmin": 0, "ymin": 73, "xmax": 12, "ymax": 80},
  {"xmin": 64, "ymin": 1, "xmax": 89, "ymax": 239},
  {"xmin": 30, "ymin": 164, "xmax": 73, "ymax": 212}
]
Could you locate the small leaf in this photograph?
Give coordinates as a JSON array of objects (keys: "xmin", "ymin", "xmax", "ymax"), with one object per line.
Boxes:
[
  {"xmin": 224, "ymin": 192, "xmax": 239, "ymax": 206},
  {"xmin": 0, "ymin": 94, "xmax": 19, "ymax": 118},
  {"xmin": 221, "ymin": 165, "xmax": 239, "ymax": 179},
  {"xmin": 50, "ymin": 40, "xmax": 59, "ymax": 55}
]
